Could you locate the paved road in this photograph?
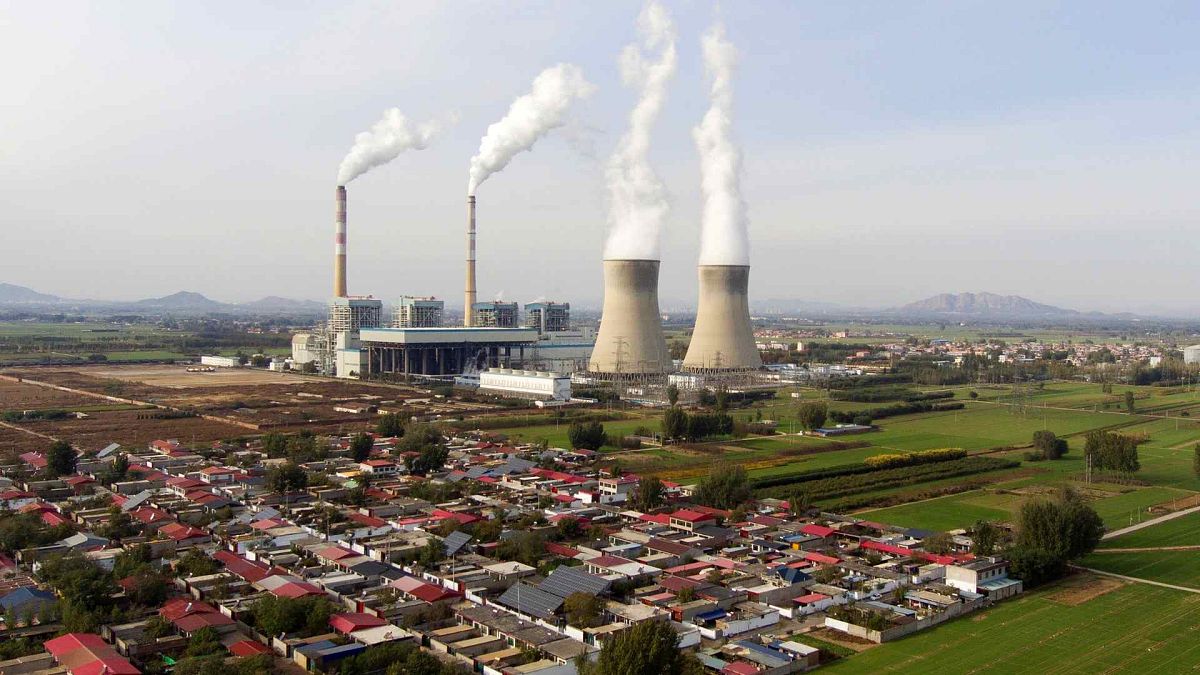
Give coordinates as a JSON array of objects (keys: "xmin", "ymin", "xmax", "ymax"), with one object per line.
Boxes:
[
  {"xmin": 1101, "ymin": 503, "xmax": 1200, "ymax": 540},
  {"xmin": 1073, "ymin": 565, "xmax": 1200, "ymax": 595}
]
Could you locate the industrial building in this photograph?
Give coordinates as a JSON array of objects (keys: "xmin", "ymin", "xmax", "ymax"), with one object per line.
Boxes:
[
  {"xmin": 329, "ymin": 297, "xmax": 383, "ymax": 332},
  {"xmin": 199, "ymin": 355, "xmax": 239, "ymax": 368},
  {"xmin": 478, "ymin": 368, "xmax": 571, "ymax": 401},
  {"xmin": 358, "ymin": 327, "xmax": 539, "ymax": 377},
  {"xmin": 472, "ymin": 301, "xmax": 519, "ymax": 328},
  {"xmin": 525, "ymin": 301, "xmax": 570, "ymax": 334},
  {"xmin": 392, "ymin": 296, "xmax": 444, "ymax": 328},
  {"xmin": 1185, "ymin": 345, "xmax": 1200, "ymax": 365}
]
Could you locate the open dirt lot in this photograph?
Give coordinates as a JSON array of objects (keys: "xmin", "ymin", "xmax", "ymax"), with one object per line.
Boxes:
[
  {"xmin": 14, "ymin": 409, "xmax": 249, "ymax": 452},
  {"xmin": 84, "ymin": 364, "xmax": 314, "ymax": 388},
  {"xmin": 0, "ymin": 378, "xmax": 101, "ymax": 409},
  {"xmin": 1046, "ymin": 573, "xmax": 1125, "ymax": 606}
]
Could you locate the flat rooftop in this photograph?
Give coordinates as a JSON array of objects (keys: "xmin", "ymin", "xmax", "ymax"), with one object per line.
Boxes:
[{"xmin": 360, "ymin": 327, "xmax": 538, "ymax": 345}]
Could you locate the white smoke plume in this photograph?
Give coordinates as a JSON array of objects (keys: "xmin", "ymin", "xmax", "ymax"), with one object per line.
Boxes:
[
  {"xmin": 694, "ymin": 22, "xmax": 749, "ymax": 266},
  {"xmin": 468, "ymin": 64, "xmax": 595, "ymax": 194},
  {"xmin": 603, "ymin": 1, "xmax": 677, "ymax": 261},
  {"xmin": 337, "ymin": 109, "xmax": 451, "ymax": 185}
]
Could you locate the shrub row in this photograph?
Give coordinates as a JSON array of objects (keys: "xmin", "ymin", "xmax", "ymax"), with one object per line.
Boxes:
[
  {"xmin": 826, "ymin": 373, "xmax": 913, "ymax": 390},
  {"xmin": 862, "ymin": 447, "xmax": 966, "ymax": 468},
  {"xmin": 749, "ymin": 447, "xmax": 969, "ymax": 490},
  {"xmin": 828, "ymin": 401, "xmax": 964, "ymax": 424},
  {"xmin": 820, "ymin": 475, "xmax": 1004, "ymax": 512},
  {"xmin": 1, "ymin": 409, "xmax": 70, "ymax": 422},
  {"xmin": 452, "ymin": 410, "xmax": 628, "ymax": 431},
  {"xmin": 831, "ymin": 387, "xmax": 956, "ymax": 403},
  {"xmin": 754, "ymin": 456, "xmax": 1019, "ymax": 501}
]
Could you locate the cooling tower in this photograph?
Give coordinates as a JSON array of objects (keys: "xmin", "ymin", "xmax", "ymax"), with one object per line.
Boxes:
[
  {"xmin": 589, "ymin": 259, "xmax": 672, "ymax": 375},
  {"xmin": 464, "ymin": 195, "xmax": 477, "ymax": 326},
  {"xmin": 334, "ymin": 185, "xmax": 348, "ymax": 297},
  {"xmin": 682, "ymin": 265, "xmax": 761, "ymax": 371}
]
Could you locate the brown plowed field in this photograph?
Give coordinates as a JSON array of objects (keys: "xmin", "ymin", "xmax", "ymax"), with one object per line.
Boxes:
[
  {"xmin": 0, "ymin": 379, "xmax": 101, "ymax": 409},
  {"xmin": 14, "ymin": 409, "xmax": 248, "ymax": 452}
]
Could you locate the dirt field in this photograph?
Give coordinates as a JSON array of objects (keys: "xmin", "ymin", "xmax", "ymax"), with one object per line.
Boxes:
[
  {"xmin": 0, "ymin": 379, "xmax": 102, "ymax": 409},
  {"xmin": 1046, "ymin": 573, "xmax": 1125, "ymax": 606},
  {"xmin": 85, "ymin": 365, "xmax": 313, "ymax": 389},
  {"xmin": 15, "ymin": 409, "xmax": 249, "ymax": 452}
]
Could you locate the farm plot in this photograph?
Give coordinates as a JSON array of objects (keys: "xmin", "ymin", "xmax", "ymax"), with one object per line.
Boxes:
[
  {"xmin": 1100, "ymin": 510, "xmax": 1200, "ymax": 549},
  {"xmin": 0, "ymin": 379, "xmax": 100, "ymax": 409},
  {"xmin": 823, "ymin": 579, "xmax": 1200, "ymax": 674},
  {"xmin": 16, "ymin": 409, "xmax": 249, "ymax": 452},
  {"xmin": 1080, "ymin": 550, "xmax": 1200, "ymax": 589}
]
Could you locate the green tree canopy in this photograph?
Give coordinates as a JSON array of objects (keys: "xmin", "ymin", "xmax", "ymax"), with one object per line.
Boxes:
[
  {"xmin": 694, "ymin": 462, "xmax": 750, "ymax": 509},
  {"xmin": 568, "ymin": 421, "xmax": 607, "ymax": 451},
  {"xmin": 47, "ymin": 440, "xmax": 77, "ymax": 477},
  {"xmin": 796, "ymin": 401, "xmax": 828, "ymax": 431},
  {"xmin": 349, "ymin": 432, "xmax": 374, "ymax": 462}
]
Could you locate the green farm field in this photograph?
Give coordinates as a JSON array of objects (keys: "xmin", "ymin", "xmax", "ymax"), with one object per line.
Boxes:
[
  {"xmin": 823, "ymin": 579, "xmax": 1200, "ymax": 674},
  {"xmin": 1099, "ymin": 510, "xmax": 1200, "ymax": 549},
  {"xmin": 1080, "ymin": 550, "xmax": 1200, "ymax": 588}
]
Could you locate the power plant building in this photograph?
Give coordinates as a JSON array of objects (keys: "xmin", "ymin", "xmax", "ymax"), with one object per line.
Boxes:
[
  {"xmin": 1185, "ymin": 345, "xmax": 1200, "ymax": 365},
  {"xmin": 479, "ymin": 368, "xmax": 571, "ymax": 401},
  {"xmin": 472, "ymin": 301, "xmax": 519, "ymax": 328},
  {"xmin": 358, "ymin": 327, "xmax": 538, "ymax": 377},
  {"xmin": 329, "ymin": 297, "xmax": 383, "ymax": 332},
  {"xmin": 589, "ymin": 259, "xmax": 672, "ymax": 377},
  {"xmin": 525, "ymin": 302, "xmax": 570, "ymax": 334},
  {"xmin": 393, "ymin": 296, "xmax": 444, "ymax": 328}
]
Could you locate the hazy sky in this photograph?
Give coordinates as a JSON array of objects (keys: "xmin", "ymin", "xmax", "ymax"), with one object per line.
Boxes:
[{"xmin": 4, "ymin": 1, "xmax": 1199, "ymax": 315}]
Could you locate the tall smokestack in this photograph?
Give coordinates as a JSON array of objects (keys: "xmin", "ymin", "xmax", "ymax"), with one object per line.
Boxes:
[
  {"xmin": 334, "ymin": 185, "xmax": 348, "ymax": 298},
  {"xmin": 589, "ymin": 259, "xmax": 671, "ymax": 375},
  {"xmin": 464, "ymin": 195, "xmax": 477, "ymax": 326},
  {"xmin": 682, "ymin": 265, "xmax": 760, "ymax": 372}
]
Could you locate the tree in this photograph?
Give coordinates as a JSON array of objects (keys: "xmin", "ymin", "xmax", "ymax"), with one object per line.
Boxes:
[
  {"xmin": 176, "ymin": 549, "xmax": 220, "ymax": 577},
  {"xmin": 633, "ymin": 476, "xmax": 665, "ymax": 512},
  {"xmin": 556, "ymin": 517, "xmax": 584, "ymax": 540},
  {"xmin": 143, "ymin": 614, "xmax": 174, "ymax": 639},
  {"xmin": 126, "ymin": 568, "xmax": 170, "ymax": 607},
  {"xmin": 923, "ymin": 532, "xmax": 953, "ymax": 554},
  {"xmin": 568, "ymin": 421, "xmax": 607, "ymax": 451},
  {"xmin": 349, "ymin": 433, "xmax": 373, "ymax": 462},
  {"xmin": 661, "ymin": 407, "xmax": 688, "ymax": 440},
  {"xmin": 1124, "ymin": 390, "xmax": 1136, "ymax": 413},
  {"xmin": 666, "ymin": 384, "xmax": 680, "ymax": 406},
  {"xmin": 261, "ymin": 432, "xmax": 288, "ymax": 458},
  {"xmin": 1008, "ymin": 486, "xmax": 1104, "ymax": 587},
  {"xmin": 675, "ymin": 585, "xmax": 696, "ymax": 603},
  {"xmin": 788, "ymin": 488, "xmax": 811, "ymax": 516},
  {"xmin": 592, "ymin": 618, "xmax": 690, "ymax": 675},
  {"xmin": 101, "ymin": 454, "xmax": 130, "ymax": 485},
  {"xmin": 1194, "ymin": 443, "xmax": 1200, "ymax": 479},
  {"xmin": 251, "ymin": 595, "xmax": 336, "ymax": 637},
  {"xmin": 1032, "ymin": 430, "xmax": 1068, "ymax": 460},
  {"xmin": 796, "ymin": 401, "xmax": 828, "ymax": 431},
  {"xmin": 376, "ymin": 412, "xmax": 405, "ymax": 438},
  {"xmin": 46, "ymin": 440, "xmax": 77, "ymax": 477},
  {"xmin": 694, "ymin": 462, "xmax": 750, "ymax": 509},
  {"xmin": 496, "ymin": 532, "xmax": 544, "ymax": 566},
  {"xmin": 266, "ymin": 462, "xmax": 308, "ymax": 494},
  {"xmin": 39, "ymin": 552, "xmax": 116, "ymax": 609},
  {"xmin": 185, "ymin": 626, "xmax": 224, "ymax": 658},
  {"xmin": 1084, "ymin": 431, "xmax": 1140, "ymax": 473},
  {"xmin": 410, "ymin": 445, "xmax": 450, "ymax": 476},
  {"xmin": 564, "ymin": 592, "xmax": 605, "ymax": 628},
  {"xmin": 971, "ymin": 520, "xmax": 1001, "ymax": 556},
  {"xmin": 398, "ymin": 422, "xmax": 443, "ymax": 453},
  {"xmin": 99, "ymin": 505, "xmax": 137, "ymax": 541}
]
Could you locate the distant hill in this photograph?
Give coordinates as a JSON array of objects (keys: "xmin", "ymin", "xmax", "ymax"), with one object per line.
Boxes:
[
  {"xmin": 0, "ymin": 282, "xmax": 60, "ymax": 304},
  {"xmin": 897, "ymin": 292, "xmax": 1077, "ymax": 319},
  {"xmin": 132, "ymin": 291, "xmax": 227, "ymax": 310}
]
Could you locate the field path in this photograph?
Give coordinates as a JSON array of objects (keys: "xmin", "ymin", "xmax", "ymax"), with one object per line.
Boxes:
[
  {"xmin": 1092, "ymin": 546, "xmax": 1200, "ymax": 553},
  {"xmin": 1073, "ymin": 565, "xmax": 1200, "ymax": 595},
  {"xmin": 1101, "ymin": 503, "xmax": 1200, "ymax": 540}
]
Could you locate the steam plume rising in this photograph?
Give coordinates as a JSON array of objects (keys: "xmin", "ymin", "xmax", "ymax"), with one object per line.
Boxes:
[
  {"xmin": 694, "ymin": 22, "xmax": 749, "ymax": 266},
  {"xmin": 603, "ymin": 1, "xmax": 677, "ymax": 261},
  {"xmin": 468, "ymin": 64, "xmax": 595, "ymax": 194},
  {"xmin": 337, "ymin": 109, "xmax": 447, "ymax": 185}
]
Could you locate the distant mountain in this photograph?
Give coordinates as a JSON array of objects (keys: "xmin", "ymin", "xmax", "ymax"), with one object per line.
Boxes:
[
  {"xmin": 237, "ymin": 296, "xmax": 327, "ymax": 313},
  {"xmin": 897, "ymin": 292, "xmax": 1076, "ymax": 319},
  {"xmin": 131, "ymin": 291, "xmax": 227, "ymax": 310},
  {"xmin": 0, "ymin": 282, "xmax": 60, "ymax": 304}
]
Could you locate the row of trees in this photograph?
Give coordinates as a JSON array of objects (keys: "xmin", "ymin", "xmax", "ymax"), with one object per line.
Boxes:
[
  {"xmin": 1083, "ymin": 431, "xmax": 1141, "ymax": 473},
  {"xmin": 661, "ymin": 408, "xmax": 734, "ymax": 441}
]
